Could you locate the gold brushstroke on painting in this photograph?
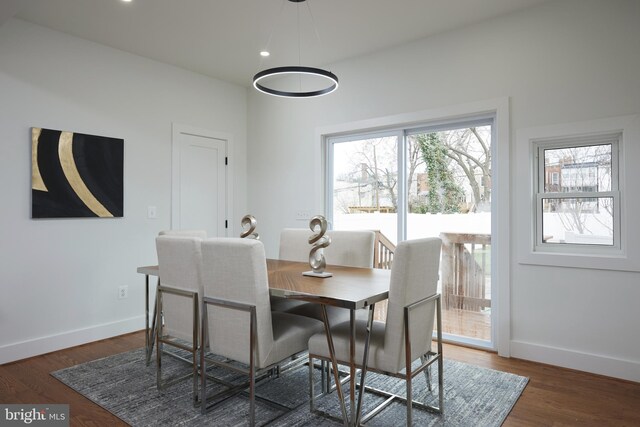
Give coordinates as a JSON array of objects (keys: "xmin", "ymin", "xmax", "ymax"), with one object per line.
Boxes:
[
  {"xmin": 58, "ymin": 131, "xmax": 113, "ymax": 217},
  {"xmin": 31, "ymin": 128, "xmax": 48, "ymax": 192}
]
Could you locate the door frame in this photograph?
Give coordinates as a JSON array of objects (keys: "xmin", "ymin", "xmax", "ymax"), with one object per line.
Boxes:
[
  {"xmin": 317, "ymin": 98, "xmax": 510, "ymax": 356},
  {"xmin": 171, "ymin": 123, "xmax": 234, "ymax": 237}
]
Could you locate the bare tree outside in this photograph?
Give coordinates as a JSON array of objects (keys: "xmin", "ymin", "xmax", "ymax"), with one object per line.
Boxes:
[
  {"xmin": 407, "ymin": 126, "xmax": 492, "ymax": 214},
  {"xmin": 443, "ymin": 127, "xmax": 492, "ymax": 210},
  {"xmin": 332, "ymin": 137, "xmax": 398, "ymax": 214},
  {"xmin": 332, "ymin": 126, "xmax": 493, "ymax": 216}
]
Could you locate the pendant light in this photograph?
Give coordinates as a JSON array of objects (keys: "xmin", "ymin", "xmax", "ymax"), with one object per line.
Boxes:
[{"xmin": 252, "ymin": 0, "xmax": 338, "ymax": 98}]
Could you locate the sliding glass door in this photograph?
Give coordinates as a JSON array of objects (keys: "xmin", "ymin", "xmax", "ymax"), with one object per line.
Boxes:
[
  {"xmin": 327, "ymin": 118, "xmax": 495, "ymax": 348},
  {"xmin": 329, "ymin": 132, "xmax": 399, "ymax": 244}
]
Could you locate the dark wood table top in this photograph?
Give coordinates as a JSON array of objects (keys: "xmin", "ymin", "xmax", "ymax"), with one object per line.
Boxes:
[{"xmin": 267, "ymin": 259, "xmax": 390, "ymax": 310}]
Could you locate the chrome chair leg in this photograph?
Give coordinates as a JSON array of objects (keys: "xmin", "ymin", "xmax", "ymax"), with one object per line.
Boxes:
[
  {"xmin": 156, "ymin": 289, "xmax": 163, "ymax": 390},
  {"xmin": 249, "ymin": 307, "xmax": 257, "ymax": 427},
  {"xmin": 200, "ymin": 303, "xmax": 208, "ymax": 415},
  {"xmin": 309, "ymin": 354, "xmax": 315, "ymax": 413},
  {"xmin": 405, "ymin": 346, "xmax": 414, "ymax": 427},
  {"xmin": 324, "ymin": 360, "xmax": 333, "ymax": 394},
  {"xmin": 192, "ymin": 296, "xmax": 199, "ymax": 404},
  {"xmin": 420, "ymin": 354, "xmax": 433, "ymax": 391}
]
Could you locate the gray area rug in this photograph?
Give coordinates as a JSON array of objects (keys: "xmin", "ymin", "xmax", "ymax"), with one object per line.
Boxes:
[{"xmin": 51, "ymin": 348, "xmax": 528, "ymax": 426}]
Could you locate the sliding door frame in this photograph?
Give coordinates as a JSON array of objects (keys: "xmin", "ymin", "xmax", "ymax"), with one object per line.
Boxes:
[{"xmin": 318, "ymin": 98, "xmax": 511, "ymax": 356}]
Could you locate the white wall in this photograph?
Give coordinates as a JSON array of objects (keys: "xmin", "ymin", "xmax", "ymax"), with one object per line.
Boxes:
[
  {"xmin": 247, "ymin": 0, "xmax": 640, "ymax": 381},
  {"xmin": 0, "ymin": 19, "xmax": 247, "ymax": 363}
]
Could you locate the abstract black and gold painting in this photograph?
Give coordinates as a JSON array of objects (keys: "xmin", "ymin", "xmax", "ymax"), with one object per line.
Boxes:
[{"xmin": 31, "ymin": 128, "xmax": 123, "ymax": 218}]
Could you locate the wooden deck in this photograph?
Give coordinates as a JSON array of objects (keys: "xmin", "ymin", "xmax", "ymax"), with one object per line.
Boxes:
[
  {"xmin": 441, "ymin": 307, "xmax": 491, "ymax": 341},
  {"xmin": 374, "ymin": 302, "xmax": 491, "ymax": 341},
  {"xmin": 373, "ymin": 230, "xmax": 492, "ymax": 342}
]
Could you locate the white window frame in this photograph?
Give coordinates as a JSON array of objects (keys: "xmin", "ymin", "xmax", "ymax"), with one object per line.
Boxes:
[
  {"xmin": 325, "ymin": 128, "xmax": 402, "ymax": 235},
  {"xmin": 533, "ymin": 134, "xmax": 620, "ymax": 253},
  {"xmin": 516, "ymin": 114, "xmax": 640, "ymax": 272}
]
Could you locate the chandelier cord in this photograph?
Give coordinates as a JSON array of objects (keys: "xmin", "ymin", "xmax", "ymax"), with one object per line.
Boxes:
[
  {"xmin": 305, "ymin": 0, "xmax": 323, "ymax": 50},
  {"xmin": 259, "ymin": 0, "xmax": 287, "ymax": 68},
  {"xmin": 252, "ymin": 0, "xmax": 338, "ymax": 98},
  {"xmin": 297, "ymin": 1, "xmax": 301, "ymax": 91}
]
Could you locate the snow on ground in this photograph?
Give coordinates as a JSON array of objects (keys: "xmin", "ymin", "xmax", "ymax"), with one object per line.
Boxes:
[
  {"xmin": 334, "ymin": 211, "xmax": 611, "ymax": 245},
  {"xmin": 334, "ymin": 212, "xmax": 491, "ymax": 244}
]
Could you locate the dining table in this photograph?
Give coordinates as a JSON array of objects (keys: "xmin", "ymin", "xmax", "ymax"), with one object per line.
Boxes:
[{"xmin": 137, "ymin": 259, "xmax": 391, "ymax": 426}]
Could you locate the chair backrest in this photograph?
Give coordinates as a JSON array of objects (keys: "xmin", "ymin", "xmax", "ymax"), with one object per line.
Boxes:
[
  {"xmin": 278, "ymin": 229, "xmax": 309, "ymax": 262},
  {"xmin": 155, "ymin": 236, "xmax": 203, "ymax": 342},
  {"xmin": 201, "ymin": 238, "xmax": 274, "ymax": 368},
  {"xmin": 383, "ymin": 237, "xmax": 442, "ymax": 373},
  {"xmin": 326, "ymin": 230, "xmax": 375, "ymax": 268},
  {"xmin": 279, "ymin": 228, "xmax": 375, "ymax": 268},
  {"xmin": 159, "ymin": 229, "xmax": 207, "ymax": 239}
]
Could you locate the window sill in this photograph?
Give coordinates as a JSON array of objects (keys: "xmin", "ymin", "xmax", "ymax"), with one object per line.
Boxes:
[{"xmin": 518, "ymin": 249, "xmax": 639, "ymax": 272}]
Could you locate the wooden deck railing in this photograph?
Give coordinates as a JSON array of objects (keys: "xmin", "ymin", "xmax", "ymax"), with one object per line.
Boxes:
[
  {"xmin": 370, "ymin": 230, "xmax": 491, "ymax": 320},
  {"xmin": 372, "ymin": 231, "xmax": 395, "ymax": 321},
  {"xmin": 373, "ymin": 231, "xmax": 396, "ymax": 269},
  {"xmin": 440, "ymin": 232, "xmax": 491, "ymax": 312}
]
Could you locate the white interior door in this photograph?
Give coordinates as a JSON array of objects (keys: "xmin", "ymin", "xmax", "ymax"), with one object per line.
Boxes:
[{"xmin": 172, "ymin": 125, "xmax": 228, "ymax": 237}]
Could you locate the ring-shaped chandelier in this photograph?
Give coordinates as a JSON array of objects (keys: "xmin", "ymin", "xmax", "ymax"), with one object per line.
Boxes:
[
  {"xmin": 252, "ymin": 0, "xmax": 338, "ymax": 98},
  {"xmin": 253, "ymin": 66, "xmax": 338, "ymax": 98}
]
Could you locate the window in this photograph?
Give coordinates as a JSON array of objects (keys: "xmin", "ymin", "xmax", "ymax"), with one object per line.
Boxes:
[
  {"xmin": 326, "ymin": 119, "xmax": 494, "ymax": 244},
  {"xmin": 329, "ymin": 131, "xmax": 400, "ymax": 242},
  {"xmin": 534, "ymin": 134, "xmax": 620, "ymax": 251},
  {"xmin": 517, "ymin": 114, "xmax": 640, "ymax": 271}
]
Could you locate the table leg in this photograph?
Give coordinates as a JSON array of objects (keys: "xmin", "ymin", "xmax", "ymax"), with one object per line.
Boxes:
[
  {"xmin": 349, "ymin": 309, "xmax": 356, "ymax": 424},
  {"xmin": 145, "ymin": 276, "xmax": 159, "ymax": 366},
  {"xmin": 145, "ymin": 274, "xmax": 150, "ymax": 364},
  {"xmin": 321, "ymin": 305, "xmax": 349, "ymax": 426},
  {"xmin": 355, "ymin": 304, "xmax": 375, "ymax": 425}
]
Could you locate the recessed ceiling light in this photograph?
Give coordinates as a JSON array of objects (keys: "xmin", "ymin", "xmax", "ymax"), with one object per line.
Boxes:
[
  {"xmin": 121, "ymin": 0, "xmax": 132, "ymax": 3},
  {"xmin": 260, "ymin": 51, "xmax": 270, "ymax": 57}
]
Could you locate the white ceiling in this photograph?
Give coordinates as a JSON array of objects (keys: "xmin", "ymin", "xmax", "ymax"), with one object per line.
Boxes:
[{"xmin": 11, "ymin": 0, "xmax": 551, "ymax": 87}]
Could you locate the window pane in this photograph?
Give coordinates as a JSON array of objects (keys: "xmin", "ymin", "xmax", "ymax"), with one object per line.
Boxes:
[
  {"xmin": 332, "ymin": 136, "xmax": 398, "ymax": 244},
  {"xmin": 542, "ymin": 197, "xmax": 614, "ymax": 245},
  {"xmin": 407, "ymin": 125, "xmax": 492, "ymax": 343},
  {"xmin": 543, "ymin": 144, "xmax": 612, "ymax": 192}
]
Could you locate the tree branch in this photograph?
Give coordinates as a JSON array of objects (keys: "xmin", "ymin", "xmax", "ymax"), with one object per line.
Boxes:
[{"xmin": 470, "ymin": 127, "xmax": 490, "ymax": 157}]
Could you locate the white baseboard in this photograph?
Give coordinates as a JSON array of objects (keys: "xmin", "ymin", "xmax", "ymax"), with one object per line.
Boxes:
[
  {"xmin": 511, "ymin": 340, "xmax": 640, "ymax": 382},
  {"xmin": 0, "ymin": 316, "xmax": 144, "ymax": 365}
]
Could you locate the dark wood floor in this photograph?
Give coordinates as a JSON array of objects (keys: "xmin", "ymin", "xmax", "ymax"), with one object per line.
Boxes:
[{"xmin": 1, "ymin": 331, "xmax": 638, "ymax": 426}]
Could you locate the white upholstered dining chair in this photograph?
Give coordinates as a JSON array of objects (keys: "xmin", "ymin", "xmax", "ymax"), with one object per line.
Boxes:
[
  {"xmin": 307, "ymin": 237, "xmax": 444, "ymax": 426},
  {"xmin": 155, "ymin": 235, "xmax": 203, "ymax": 403},
  {"xmin": 199, "ymin": 238, "xmax": 324, "ymax": 426},
  {"xmin": 273, "ymin": 228, "xmax": 376, "ymax": 322},
  {"xmin": 278, "ymin": 228, "xmax": 375, "ymax": 267}
]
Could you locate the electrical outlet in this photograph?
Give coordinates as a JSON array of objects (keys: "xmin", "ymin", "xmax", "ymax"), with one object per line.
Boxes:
[
  {"xmin": 118, "ymin": 285, "xmax": 128, "ymax": 299},
  {"xmin": 147, "ymin": 206, "xmax": 157, "ymax": 219},
  {"xmin": 295, "ymin": 210, "xmax": 312, "ymax": 221}
]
